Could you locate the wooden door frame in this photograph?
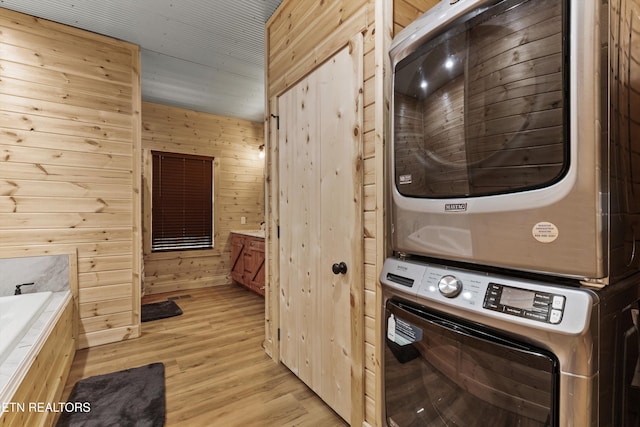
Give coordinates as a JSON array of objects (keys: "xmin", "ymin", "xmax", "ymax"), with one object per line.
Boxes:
[{"xmin": 265, "ymin": 34, "xmax": 365, "ymax": 426}]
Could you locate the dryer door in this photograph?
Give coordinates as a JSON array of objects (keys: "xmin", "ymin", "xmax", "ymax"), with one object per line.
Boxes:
[{"xmin": 384, "ymin": 298, "xmax": 559, "ymax": 427}]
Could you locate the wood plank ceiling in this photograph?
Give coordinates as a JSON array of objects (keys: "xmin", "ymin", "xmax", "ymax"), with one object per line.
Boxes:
[{"xmin": 0, "ymin": 0, "xmax": 283, "ymax": 122}]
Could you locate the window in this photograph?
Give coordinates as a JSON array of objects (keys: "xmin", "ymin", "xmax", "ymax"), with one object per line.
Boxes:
[{"xmin": 152, "ymin": 151, "xmax": 213, "ymax": 251}]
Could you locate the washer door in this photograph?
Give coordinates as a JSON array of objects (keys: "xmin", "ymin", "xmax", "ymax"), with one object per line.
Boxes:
[{"xmin": 384, "ymin": 298, "xmax": 559, "ymax": 427}]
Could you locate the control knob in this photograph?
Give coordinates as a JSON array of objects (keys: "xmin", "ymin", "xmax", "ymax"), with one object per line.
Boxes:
[{"xmin": 438, "ymin": 275, "xmax": 462, "ymax": 298}]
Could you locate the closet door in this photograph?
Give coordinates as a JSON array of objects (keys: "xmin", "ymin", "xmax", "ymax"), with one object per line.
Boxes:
[{"xmin": 278, "ymin": 42, "xmax": 362, "ymax": 421}]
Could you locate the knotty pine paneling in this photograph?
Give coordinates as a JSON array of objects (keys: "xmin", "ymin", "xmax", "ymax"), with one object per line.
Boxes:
[
  {"xmin": 393, "ymin": 0, "xmax": 439, "ymax": 34},
  {"xmin": 267, "ymin": 0, "xmax": 366, "ymax": 81},
  {"xmin": 0, "ymin": 7, "xmax": 141, "ymax": 350},
  {"xmin": 141, "ymin": 102, "xmax": 264, "ymax": 296}
]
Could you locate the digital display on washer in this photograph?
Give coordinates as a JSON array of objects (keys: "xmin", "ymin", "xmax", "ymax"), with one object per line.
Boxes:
[
  {"xmin": 483, "ymin": 283, "xmax": 565, "ymax": 324},
  {"xmin": 499, "ymin": 287, "xmax": 536, "ymax": 310}
]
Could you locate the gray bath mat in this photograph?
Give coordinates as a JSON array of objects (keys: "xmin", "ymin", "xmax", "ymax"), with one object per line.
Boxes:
[
  {"xmin": 56, "ymin": 363, "xmax": 165, "ymax": 427},
  {"xmin": 141, "ymin": 300, "xmax": 183, "ymax": 322}
]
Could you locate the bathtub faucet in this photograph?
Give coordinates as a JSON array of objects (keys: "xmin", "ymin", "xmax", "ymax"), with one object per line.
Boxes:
[{"xmin": 14, "ymin": 283, "xmax": 35, "ymax": 295}]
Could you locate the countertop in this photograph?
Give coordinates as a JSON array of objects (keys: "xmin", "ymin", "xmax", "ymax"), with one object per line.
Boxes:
[{"xmin": 231, "ymin": 230, "xmax": 265, "ymax": 238}]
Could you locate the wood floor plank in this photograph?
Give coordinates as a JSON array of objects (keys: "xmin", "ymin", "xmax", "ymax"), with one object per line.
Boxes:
[{"xmin": 60, "ymin": 285, "xmax": 348, "ymax": 426}]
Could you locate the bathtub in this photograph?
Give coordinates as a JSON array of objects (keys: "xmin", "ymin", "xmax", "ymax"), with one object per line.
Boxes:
[
  {"xmin": 0, "ymin": 290, "xmax": 71, "ymax": 410},
  {"xmin": 0, "ymin": 292, "xmax": 52, "ymax": 365}
]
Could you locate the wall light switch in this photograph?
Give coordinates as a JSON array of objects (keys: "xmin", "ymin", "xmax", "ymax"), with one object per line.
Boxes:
[{"xmin": 241, "ymin": 216, "xmax": 246, "ymax": 224}]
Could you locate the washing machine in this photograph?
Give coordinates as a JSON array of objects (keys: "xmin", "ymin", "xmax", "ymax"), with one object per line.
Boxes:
[{"xmin": 380, "ymin": 257, "xmax": 640, "ymax": 426}]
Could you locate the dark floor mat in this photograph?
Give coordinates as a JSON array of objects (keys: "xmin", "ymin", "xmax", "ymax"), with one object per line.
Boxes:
[
  {"xmin": 141, "ymin": 300, "xmax": 183, "ymax": 322},
  {"xmin": 56, "ymin": 363, "xmax": 165, "ymax": 427}
]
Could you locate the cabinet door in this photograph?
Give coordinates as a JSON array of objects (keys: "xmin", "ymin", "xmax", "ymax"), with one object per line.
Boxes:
[
  {"xmin": 230, "ymin": 234, "xmax": 245, "ymax": 282},
  {"xmin": 247, "ymin": 239, "xmax": 265, "ymax": 295}
]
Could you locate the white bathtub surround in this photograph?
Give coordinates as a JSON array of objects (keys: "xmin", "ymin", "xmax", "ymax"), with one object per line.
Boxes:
[
  {"xmin": 0, "ymin": 290, "xmax": 71, "ymax": 413},
  {"xmin": 0, "ymin": 255, "xmax": 69, "ymax": 297}
]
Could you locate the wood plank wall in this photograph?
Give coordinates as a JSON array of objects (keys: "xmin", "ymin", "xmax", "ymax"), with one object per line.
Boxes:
[
  {"xmin": 141, "ymin": 102, "xmax": 264, "ymax": 295},
  {"xmin": 394, "ymin": 0, "xmax": 439, "ymax": 33},
  {"xmin": 0, "ymin": 8, "xmax": 142, "ymax": 349}
]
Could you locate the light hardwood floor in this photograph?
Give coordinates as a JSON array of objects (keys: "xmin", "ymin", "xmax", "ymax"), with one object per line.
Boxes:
[{"xmin": 60, "ymin": 285, "xmax": 348, "ymax": 426}]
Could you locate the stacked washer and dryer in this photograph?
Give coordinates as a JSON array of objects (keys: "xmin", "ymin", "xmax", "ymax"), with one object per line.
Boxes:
[{"xmin": 382, "ymin": 0, "xmax": 640, "ymax": 426}]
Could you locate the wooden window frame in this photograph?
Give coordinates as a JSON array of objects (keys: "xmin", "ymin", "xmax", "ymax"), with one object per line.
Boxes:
[{"xmin": 151, "ymin": 151, "xmax": 215, "ymax": 252}]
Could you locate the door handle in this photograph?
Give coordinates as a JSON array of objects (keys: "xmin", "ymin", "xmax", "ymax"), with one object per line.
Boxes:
[{"xmin": 332, "ymin": 262, "xmax": 348, "ymax": 275}]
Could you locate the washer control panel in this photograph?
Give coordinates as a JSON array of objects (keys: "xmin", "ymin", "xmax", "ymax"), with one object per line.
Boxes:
[
  {"xmin": 483, "ymin": 283, "xmax": 565, "ymax": 324},
  {"xmin": 380, "ymin": 257, "xmax": 594, "ymax": 335}
]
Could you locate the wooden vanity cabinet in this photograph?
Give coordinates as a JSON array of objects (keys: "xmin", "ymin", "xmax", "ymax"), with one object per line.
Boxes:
[{"xmin": 230, "ymin": 232, "xmax": 265, "ymax": 296}]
